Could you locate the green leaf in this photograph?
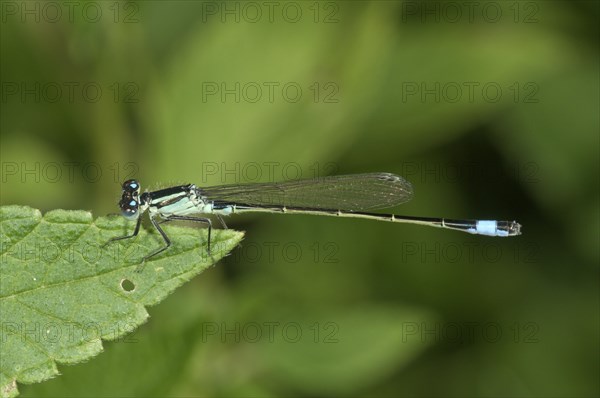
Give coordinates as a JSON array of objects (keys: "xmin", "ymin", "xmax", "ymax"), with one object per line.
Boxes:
[{"xmin": 0, "ymin": 205, "xmax": 243, "ymax": 398}]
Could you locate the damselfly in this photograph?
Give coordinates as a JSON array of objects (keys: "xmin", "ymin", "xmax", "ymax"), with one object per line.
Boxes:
[{"xmin": 105, "ymin": 173, "xmax": 521, "ymax": 270}]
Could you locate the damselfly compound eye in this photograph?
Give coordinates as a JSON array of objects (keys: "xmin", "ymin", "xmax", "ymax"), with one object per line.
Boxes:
[
  {"xmin": 122, "ymin": 179, "xmax": 140, "ymax": 195},
  {"xmin": 119, "ymin": 197, "xmax": 139, "ymax": 219}
]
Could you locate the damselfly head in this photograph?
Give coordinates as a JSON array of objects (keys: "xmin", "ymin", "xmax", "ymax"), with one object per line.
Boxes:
[{"xmin": 119, "ymin": 179, "xmax": 141, "ymax": 219}]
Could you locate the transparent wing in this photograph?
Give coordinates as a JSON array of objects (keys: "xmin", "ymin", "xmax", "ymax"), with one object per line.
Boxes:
[{"xmin": 199, "ymin": 173, "xmax": 413, "ymax": 211}]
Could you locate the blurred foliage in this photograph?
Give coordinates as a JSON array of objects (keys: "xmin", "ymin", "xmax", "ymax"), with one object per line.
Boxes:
[{"xmin": 1, "ymin": 0, "xmax": 598, "ymax": 397}]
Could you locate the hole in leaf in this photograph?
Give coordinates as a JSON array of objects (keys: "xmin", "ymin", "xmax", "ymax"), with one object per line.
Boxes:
[{"xmin": 120, "ymin": 278, "xmax": 135, "ymax": 292}]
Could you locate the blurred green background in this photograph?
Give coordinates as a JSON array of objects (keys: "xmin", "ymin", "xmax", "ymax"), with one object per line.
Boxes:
[{"xmin": 1, "ymin": 0, "xmax": 598, "ymax": 396}]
